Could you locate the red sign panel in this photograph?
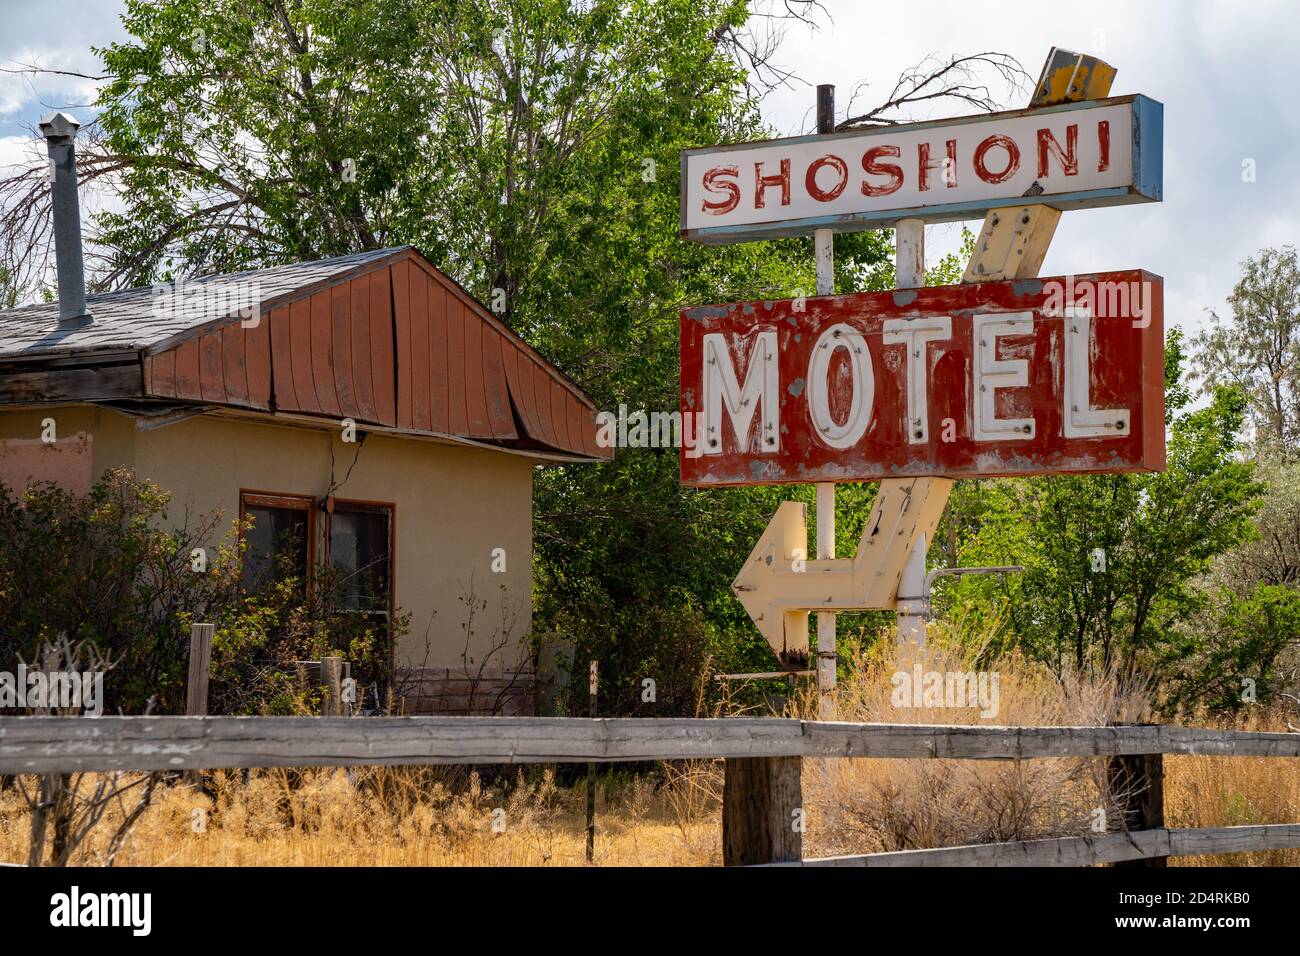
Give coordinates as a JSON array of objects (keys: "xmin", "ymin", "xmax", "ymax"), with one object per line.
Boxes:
[{"xmin": 679, "ymin": 270, "xmax": 1165, "ymax": 486}]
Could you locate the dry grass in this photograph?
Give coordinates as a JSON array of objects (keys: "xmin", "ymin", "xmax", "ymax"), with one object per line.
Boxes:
[
  {"xmin": 1, "ymin": 640, "xmax": 1295, "ymax": 866},
  {"xmin": 798, "ymin": 639, "xmax": 1152, "ymax": 858},
  {"xmin": 1165, "ymin": 710, "xmax": 1300, "ymax": 866},
  {"xmin": 0, "ymin": 766, "xmax": 720, "ymax": 866}
]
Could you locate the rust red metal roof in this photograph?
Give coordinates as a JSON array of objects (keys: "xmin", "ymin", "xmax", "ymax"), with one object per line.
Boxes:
[{"xmin": 0, "ymin": 247, "xmax": 609, "ymax": 461}]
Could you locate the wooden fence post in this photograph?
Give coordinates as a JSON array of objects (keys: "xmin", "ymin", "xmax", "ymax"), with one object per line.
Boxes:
[
  {"xmin": 320, "ymin": 656, "xmax": 343, "ymax": 717},
  {"xmin": 185, "ymin": 623, "xmax": 214, "ymax": 717},
  {"xmin": 184, "ymin": 623, "xmax": 214, "ymax": 786},
  {"xmin": 722, "ymin": 756, "xmax": 803, "ymax": 866},
  {"xmin": 1107, "ymin": 723, "xmax": 1166, "ymax": 868}
]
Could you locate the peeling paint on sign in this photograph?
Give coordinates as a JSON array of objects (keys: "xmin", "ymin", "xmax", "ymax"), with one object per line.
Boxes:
[
  {"xmin": 679, "ymin": 270, "xmax": 1165, "ymax": 486},
  {"xmin": 681, "ymin": 95, "xmax": 1162, "ymax": 244}
]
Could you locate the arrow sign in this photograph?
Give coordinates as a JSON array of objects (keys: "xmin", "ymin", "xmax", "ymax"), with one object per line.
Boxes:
[{"xmin": 733, "ymin": 477, "xmax": 952, "ymax": 663}]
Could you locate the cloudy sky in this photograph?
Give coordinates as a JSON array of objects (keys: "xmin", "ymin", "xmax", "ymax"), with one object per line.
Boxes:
[{"xmin": 2, "ymin": 0, "xmax": 1298, "ymax": 343}]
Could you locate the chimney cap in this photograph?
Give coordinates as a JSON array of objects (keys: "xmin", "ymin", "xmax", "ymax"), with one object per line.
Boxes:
[{"xmin": 39, "ymin": 111, "xmax": 81, "ymax": 140}]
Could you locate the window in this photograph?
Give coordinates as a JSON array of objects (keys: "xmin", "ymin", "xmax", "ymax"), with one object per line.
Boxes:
[
  {"xmin": 327, "ymin": 500, "xmax": 393, "ymax": 615},
  {"xmin": 240, "ymin": 491, "xmax": 316, "ymax": 592},
  {"xmin": 327, "ymin": 499, "xmax": 395, "ymax": 707}
]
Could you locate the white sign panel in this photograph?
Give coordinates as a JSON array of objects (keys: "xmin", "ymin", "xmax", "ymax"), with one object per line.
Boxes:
[{"xmin": 680, "ymin": 95, "xmax": 1162, "ymax": 244}]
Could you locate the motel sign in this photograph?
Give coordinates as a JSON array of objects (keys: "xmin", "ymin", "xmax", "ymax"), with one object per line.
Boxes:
[
  {"xmin": 677, "ymin": 47, "xmax": 1165, "ymax": 671},
  {"xmin": 680, "ymin": 271, "xmax": 1165, "ymax": 486},
  {"xmin": 680, "ymin": 95, "xmax": 1162, "ymax": 243}
]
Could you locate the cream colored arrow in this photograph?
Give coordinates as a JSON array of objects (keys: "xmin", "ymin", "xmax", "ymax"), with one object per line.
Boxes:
[{"xmin": 732, "ymin": 476, "xmax": 953, "ymax": 662}]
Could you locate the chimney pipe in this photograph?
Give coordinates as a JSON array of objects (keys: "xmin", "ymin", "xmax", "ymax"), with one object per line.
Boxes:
[{"xmin": 39, "ymin": 111, "xmax": 92, "ymax": 328}]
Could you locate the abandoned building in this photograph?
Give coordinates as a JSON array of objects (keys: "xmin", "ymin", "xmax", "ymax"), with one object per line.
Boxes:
[{"xmin": 0, "ymin": 113, "xmax": 608, "ymax": 715}]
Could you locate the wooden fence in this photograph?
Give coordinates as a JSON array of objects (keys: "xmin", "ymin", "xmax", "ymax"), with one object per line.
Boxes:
[{"xmin": 1, "ymin": 716, "xmax": 1297, "ymax": 866}]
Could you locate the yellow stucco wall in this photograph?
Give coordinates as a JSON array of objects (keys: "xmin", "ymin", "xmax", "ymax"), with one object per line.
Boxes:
[
  {"xmin": 0, "ymin": 405, "xmax": 138, "ymax": 478},
  {"xmin": 0, "ymin": 405, "xmax": 536, "ymax": 673}
]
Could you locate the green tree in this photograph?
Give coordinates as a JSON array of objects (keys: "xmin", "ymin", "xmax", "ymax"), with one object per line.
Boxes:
[
  {"xmin": 1193, "ymin": 245, "xmax": 1300, "ymax": 455},
  {"xmin": 947, "ymin": 331, "xmax": 1265, "ymax": 701}
]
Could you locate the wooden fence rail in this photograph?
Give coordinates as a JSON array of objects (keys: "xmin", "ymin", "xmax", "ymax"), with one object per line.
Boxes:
[
  {"xmin": 1, "ymin": 716, "xmax": 1296, "ymax": 867},
  {"xmin": 780, "ymin": 825, "xmax": 1300, "ymax": 867}
]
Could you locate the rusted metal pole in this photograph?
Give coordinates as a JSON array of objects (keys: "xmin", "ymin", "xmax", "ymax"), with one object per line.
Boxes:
[{"xmin": 814, "ymin": 83, "xmax": 837, "ymax": 721}]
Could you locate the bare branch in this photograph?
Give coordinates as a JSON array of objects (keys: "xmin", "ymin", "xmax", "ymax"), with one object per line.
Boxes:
[{"xmin": 836, "ymin": 52, "xmax": 1029, "ymax": 131}]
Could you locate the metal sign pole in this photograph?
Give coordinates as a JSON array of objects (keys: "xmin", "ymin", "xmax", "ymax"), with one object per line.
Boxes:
[
  {"xmin": 893, "ymin": 220, "xmax": 928, "ymax": 646},
  {"xmin": 813, "ymin": 84, "xmax": 837, "ymax": 721}
]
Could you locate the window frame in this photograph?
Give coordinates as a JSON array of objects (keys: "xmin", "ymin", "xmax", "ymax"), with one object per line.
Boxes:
[
  {"xmin": 238, "ymin": 489, "xmax": 318, "ymax": 596},
  {"xmin": 324, "ymin": 496, "xmax": 396, "ymax": 624},
  {"xmin": 325, "ymin": 497, "xmax": 397, "ymax": 687}
]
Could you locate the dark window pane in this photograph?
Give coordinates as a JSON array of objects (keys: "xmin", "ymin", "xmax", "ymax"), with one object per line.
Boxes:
[
  {"xmin": 243, "ymin": 505, "xmax": 309, "ymax": 589},
  {"xmin": 330, "ymin": 509, "xmax": 390, "ymax": 611}
]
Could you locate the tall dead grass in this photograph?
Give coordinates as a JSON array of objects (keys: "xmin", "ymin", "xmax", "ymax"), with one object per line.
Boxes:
[
  {"xmin": 0, "ymin": 766, "xmax": 718, "ymax": 866},
  {"xmin": 798, "ymin": 638, "xmax": 1153, "ymax": 858},
  {"xmin": 1165, "ymin": 710, "xmax": 1300, "ymax": 866}
]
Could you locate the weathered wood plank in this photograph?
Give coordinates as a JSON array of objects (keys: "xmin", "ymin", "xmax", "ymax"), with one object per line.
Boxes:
[
  {"xmin": 0, "ymin": 717, "xmax": 806, "ymax": 773},
  {"xmin": 185, "ymin": 624, "xmax": 213, "ymax": 718},
  {"xmin": 0, "ymin": 362, "xmax": 143, "ymax": 403},
  {"xmin": 801, "ymin": 722, "xmax": 1300, "ymax": 760},
  {"xmin": 790, "ymin": 825, "xmax": 1300, "ymax": 867},
  {"xmin": 793, "ymin": 830, "xmax": 1168, "ymax": 867},
  {"xmin": 0, "ymin": 718, "xmax": 1296, "ymax": 774},
  {"xmin": 723, "ymin": 756, "xmax": 802, "ymax": 866},
  {"xmin": 1168, "ymin": 824, "xmax": 1300, "ymax": 857}
]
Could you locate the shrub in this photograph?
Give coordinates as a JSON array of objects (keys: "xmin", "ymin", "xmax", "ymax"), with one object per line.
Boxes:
[{"xmin": 0, "ymin": 468, "xmax": 397, "ymax": 714}]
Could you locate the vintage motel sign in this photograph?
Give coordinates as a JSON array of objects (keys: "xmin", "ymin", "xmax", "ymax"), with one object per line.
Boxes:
[
  {"xmin": 676, "ymin": 47, "xmax": 1164, "ymax": 667},
  {"xmin": 679, "ymin": 270, "xmax": 1165, "ymax": 486},
  {"xmin": 680, "ymin": 94, "xmax": 1162, "ymax": 244}
]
